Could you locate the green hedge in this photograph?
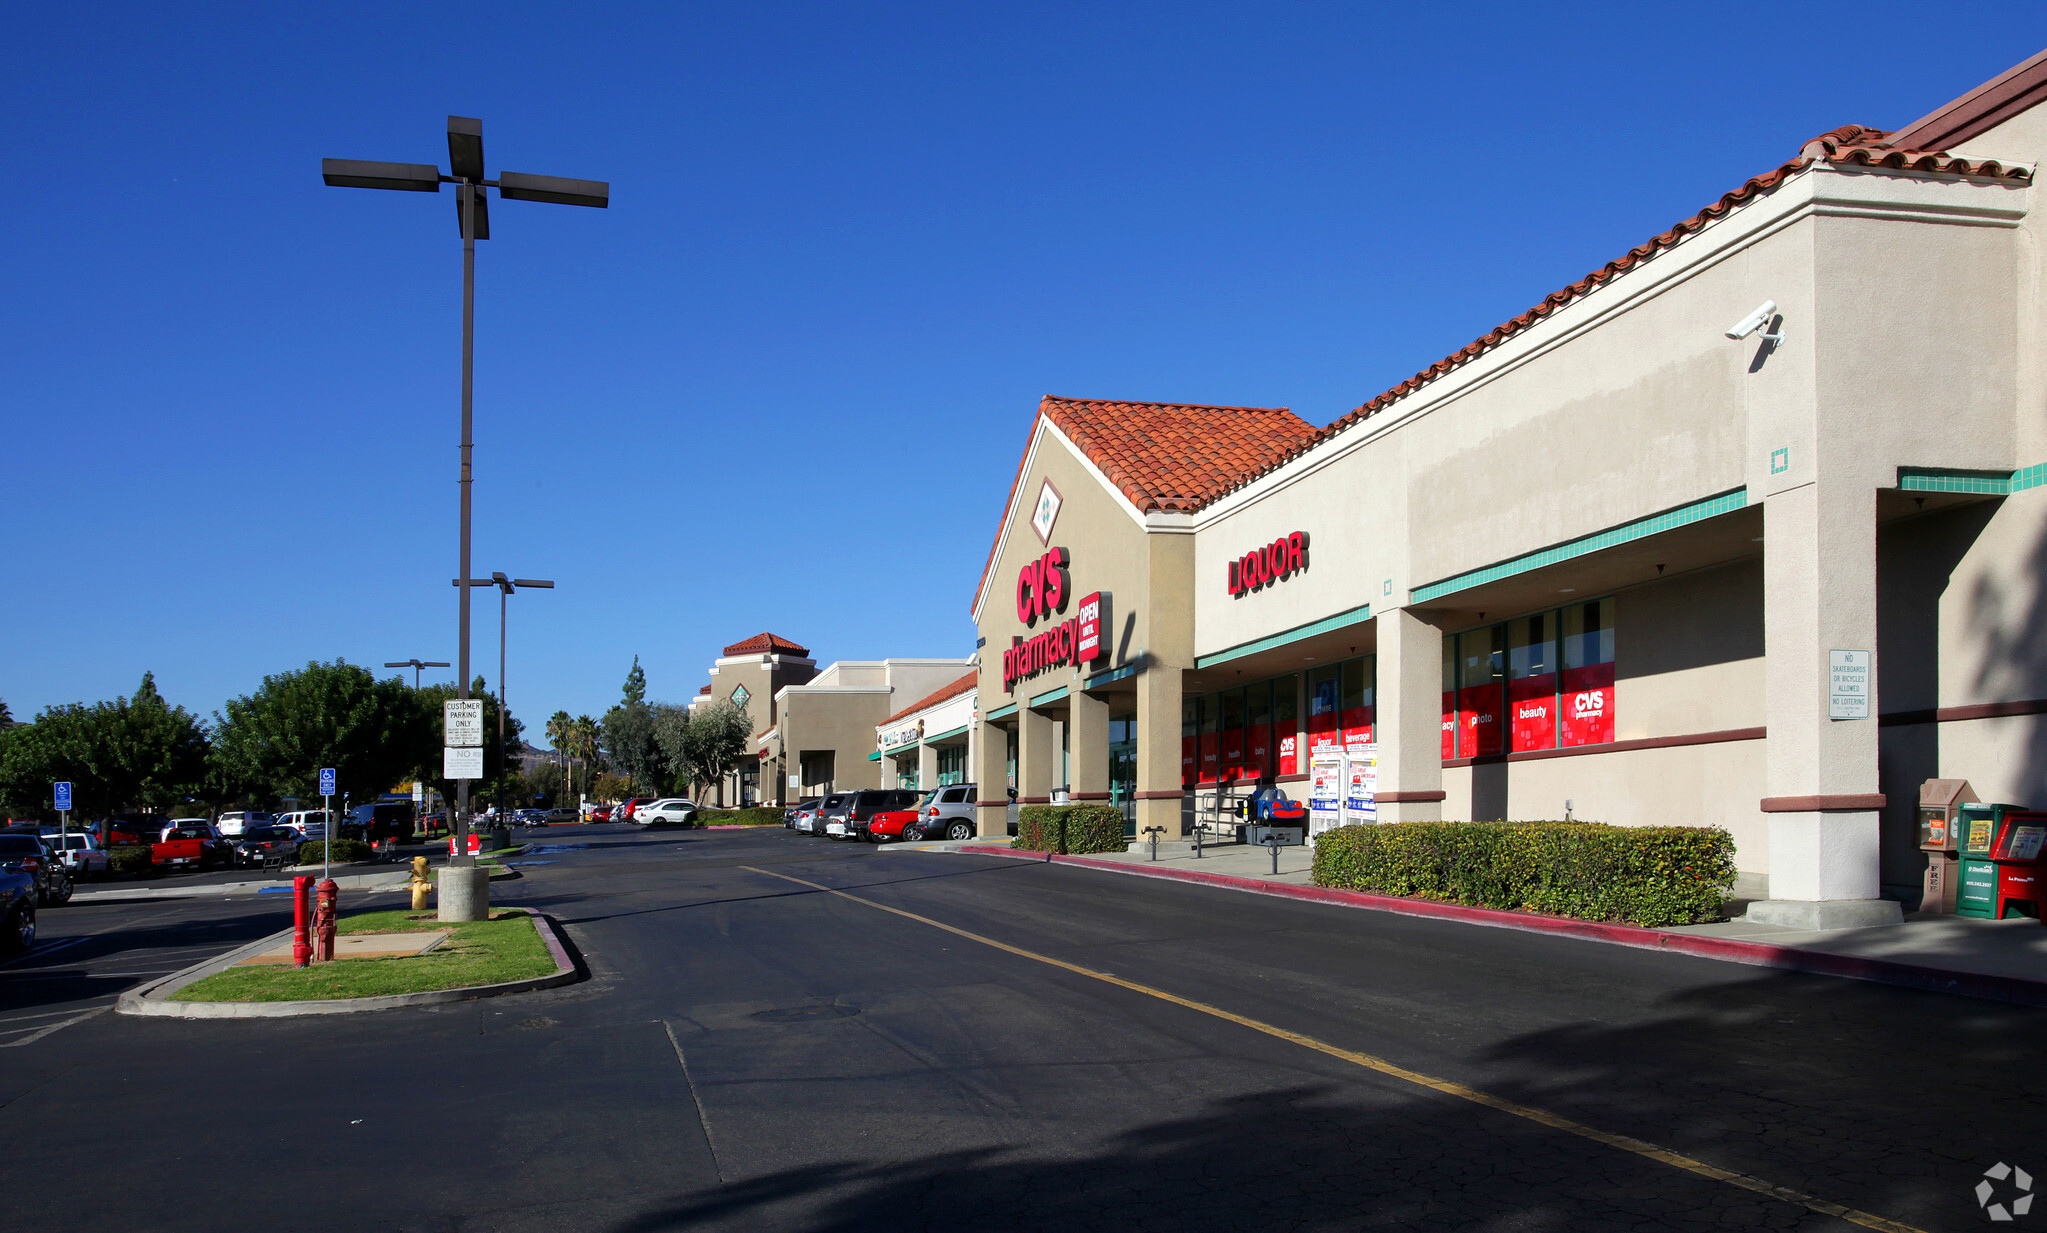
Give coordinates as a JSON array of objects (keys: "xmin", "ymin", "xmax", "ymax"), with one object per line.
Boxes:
[
  {"xmin": 109, "ymin": 847, "xmax": 158, "ymax": 876},
  {"xmin": 297, "ymin": 839, "xmax": 373, "ymax": 865},
  {"xmin": 697, "ymin": 807, "xmax": 786, "ymax": 826},
  {"xmin": 1309, "ymin": 820, "xmax": 1735, "ymax": 927},
  {"xmin": 1014, "ymin": 804, "xmax": 1127, "ymax": 855}
]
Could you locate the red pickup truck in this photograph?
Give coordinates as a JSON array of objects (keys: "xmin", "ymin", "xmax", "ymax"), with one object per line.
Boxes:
[{"xmin": 151, "ymin": 825, "xmax": 236, "ymax": 872}]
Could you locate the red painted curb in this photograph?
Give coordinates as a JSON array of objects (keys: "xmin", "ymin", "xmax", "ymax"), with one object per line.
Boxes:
[{"xmin": 952, "ymin": 845, "xmax": 2047, "ymax": 1008}]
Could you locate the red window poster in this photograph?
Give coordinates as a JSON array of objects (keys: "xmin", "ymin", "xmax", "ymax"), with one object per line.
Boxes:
[
  {"xmin": 1559, "ymin": 663, "xmax": 1615, "ymax": 746},
  {"xmin": 1247, "ymin": 724, "xmax": 1271, "ymax": 780},
  {"xmin": 1277, "ymin": 730, "xmax": 1298, "ymax": 777},
  {"xmin": 1182, "ymin": 736, "xmax": 1196, "ymax": 785},
  {"xmin": 1458, "ymin": 685, "xmax": 1503, "ymax": 758},
  {"xmin": 1199, "ymin": 732, "xmax": 1219, "ymax": 783},
  {"xmin": 1508, "ymin": 673, "xmax": 1557, "ymax": 752},
  {"xmin": 1441, "ymin": 692, "xmax": 1457, "ymax": 760},
  {"xmin": 1307, "ymin": 707, "xmax": 1340, "ymax": 755},
  {"xmin": 1341, "ymin": 706, "xmax": 1374, "ymax": 752},
  {"xmin": 1221, "ymin": 726, "xmax": 1245, "ymax": 781}
]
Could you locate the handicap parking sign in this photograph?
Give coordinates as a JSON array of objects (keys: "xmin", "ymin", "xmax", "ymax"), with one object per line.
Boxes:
[
  {"xmin": 319, "ymin": 767, "xmax": 336, "ymax": 796},
  {"xmin": 54, "ymin": 782, "xmax": 72, "ymax": 811}
]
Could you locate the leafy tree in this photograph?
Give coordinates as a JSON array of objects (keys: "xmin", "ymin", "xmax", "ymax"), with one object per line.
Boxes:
[
  {"xmin": 621, "ymin": 656, "xmax": 647, "ymax": 706},
  {"xmin": 0, "ymin": 673, "xmax": 210, "ymax": 820},
  {"xmin": 601, "ymin": 698, "xmax": 663, "ymax": 794},
  {"xmin": 655, "ymin": 700, "xmax": 754, "ymax": 799},
  {"xmin": 211, "ymin": 660, "xmax": 430, "ymax": 808},
  {"xmin": 589, "ymin": 770, "xmax": 633, "ymax": 803}
]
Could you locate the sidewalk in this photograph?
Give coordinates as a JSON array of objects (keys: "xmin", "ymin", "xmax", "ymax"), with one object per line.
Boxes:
[{"xmin": 951, "ymin": 840, "xmax": 2047, "ymax": 1008}]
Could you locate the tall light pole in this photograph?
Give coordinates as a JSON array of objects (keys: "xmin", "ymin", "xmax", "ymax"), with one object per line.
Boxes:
[
  {"xmin": 384, "ymin": 659, "xmax": 452, "ymax": 690},
  {"xmin": 325, "ymin": 117, "xmax": 605, "ymax": 864},
  {"xmin": 453, "ymin": 573, "xmax": 553, "ymax": 819}
]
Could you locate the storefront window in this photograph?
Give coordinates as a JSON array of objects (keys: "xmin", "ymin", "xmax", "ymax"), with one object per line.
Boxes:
[
  {"xmin": 1199, "ymin": 692, "xmax": 1220, "ymax": 784},
  {"xmin": 1507, "ymin": 613, "xmax": 1557, "ymax": 752},
  {"xmin": 1341, "ymin": 657, "xmax": 1374, "ymax": 752},
  {"xmin": 1006, "ymin": 729, "xmax": 1018, "ymax": 793},
  {"xmin": 1561, "ymin": 598, "xmax": 1616, "ymax": 746},
  {"xmin": 1246, "ymin": 681, "xmax": 1272, "ymax": 780},
  {"xmin": 1442, "ymin": 638, "xmax": 1458, "ymax": 760},
  {"xmin": 1272, "ymin": 673, "xmax": 1300, "ymax": 776},
  {"xmin": 1308, "ymin": 665, "xmax": 1341, "ymax": 756},
  {"xmin": 936, "ymin": 745, "xmax": 967, "ymax": 786},
  {"xmin": 895, "ymin": 755, "xmax": 919, "ymax": 790},
  {"xmin": 1182, "ymin": 698, "xmax": 1199, "ymax": 787},
  {"xmin": 1457, "ymin": 626, "xmax": 1506, "ymax": 758},
  {"xmin": 1219, "ymin": 688, "xmax": 1246, "ymax": 782}
]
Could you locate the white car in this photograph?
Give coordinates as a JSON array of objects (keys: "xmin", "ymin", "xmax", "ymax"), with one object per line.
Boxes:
[
  {"xmin": 49, "ymin": 833, "xmax": 110, "ymax": 877},
  {"xmin": 635, "ymin": 799, "xmax": 701, "ymax": 827},
  {"xmin": 216, "ymin": 811, "xmax": 276, "ymax": 837},
  {"xmin": 277, "ymin": 810, "xmax": 337, "ymax": 839}
]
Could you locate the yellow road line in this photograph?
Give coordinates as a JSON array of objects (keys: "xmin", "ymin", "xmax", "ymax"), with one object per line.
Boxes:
[{"xmin": 739, "ymin": 865, "xmax": 1926, "ymax": 1233}]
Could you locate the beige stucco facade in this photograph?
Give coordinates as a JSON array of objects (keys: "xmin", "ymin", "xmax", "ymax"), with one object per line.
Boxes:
[{"xmin": 970, "ymin": 66, "xmax": 2047, "ymax": 929}]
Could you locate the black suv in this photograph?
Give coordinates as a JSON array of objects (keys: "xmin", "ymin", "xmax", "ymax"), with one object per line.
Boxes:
[
  {"xmin": 0, "ymin": 833, "xmax": 72, "ymax": 907},
  {"xmin": 346, "ymin": 802, "xmax": 416, "ymax": 845},
  {"xmin": 841, "ymin": 789, "xmax": 922, "ymax": 842}
]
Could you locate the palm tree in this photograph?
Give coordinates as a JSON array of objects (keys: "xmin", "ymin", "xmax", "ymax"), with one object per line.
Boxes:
[
  {"xmin": 545, "ymin": 710, "xmax": 573, "ymax": 806},
  {"xmin": 571, "ymin": 713, "xmax": 601, "ymax": 804}
]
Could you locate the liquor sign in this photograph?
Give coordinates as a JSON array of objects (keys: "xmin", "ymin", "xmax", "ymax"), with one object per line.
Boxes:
[{"xmin": 1227, "ymin": 531, "xmax": 1308, "ymax": 597}]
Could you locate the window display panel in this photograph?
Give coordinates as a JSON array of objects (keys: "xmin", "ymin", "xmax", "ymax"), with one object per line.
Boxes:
[
  {"xmin": 1442, "ymin": 638, "xmax": 1458, "ymax": 759},
  {"xmin": 1308, "ymin": 666, "xmax": 1341, "ymax": 756},
  {"xmin": 1246, "ymin": 681, "xmax": 1272, "ymax": 780},
  {"xmin": 1273, "ymin": 673, "xmax": 1300, "ymax": 776},
  {"xmin": 1507, "ymin": 613, "xmax": 1558, "ymax": 752},
  {"xmin": 1342, "ymin": 656, "xmax": 1375, "ymax": 751},
  {"xmin": 1182, "ymin": 698, "xmax": 1198, "ymax": 786},
  {"xmin": 1199, "ymin": 692, "xmax": 1220, "ymax": 783},
  {"xmin": 1561, "ymin": 598, "xmax": 1615, "ymax": 746},
  {"xmin": 1219, "ymin": 688, "xmax": 1246, "ymax": 781},
  {"xmin": 1458, "ymin": 627, "xmax": 1506, "ymax": 758}
]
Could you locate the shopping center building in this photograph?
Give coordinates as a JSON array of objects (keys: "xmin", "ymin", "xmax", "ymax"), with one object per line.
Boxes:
[{"xmin": 968, "ymin": 49, "xmax": 2047, "ymax": 929}]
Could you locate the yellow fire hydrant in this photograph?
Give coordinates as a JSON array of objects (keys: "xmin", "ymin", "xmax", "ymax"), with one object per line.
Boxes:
[{"xmin": 410, "ymin": 855, "xmax": 433, "ymax": 911}]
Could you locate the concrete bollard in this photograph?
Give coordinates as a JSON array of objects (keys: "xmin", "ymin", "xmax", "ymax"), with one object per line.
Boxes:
[{"xmin": 437, "ymin": 864, "xmax": 491, "ymax": 922}]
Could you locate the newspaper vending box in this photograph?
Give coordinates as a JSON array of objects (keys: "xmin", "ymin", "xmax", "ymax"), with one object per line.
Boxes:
[{"xmin": 1917, "ymin": 779, "xmax": 1976, "ymax": 914}]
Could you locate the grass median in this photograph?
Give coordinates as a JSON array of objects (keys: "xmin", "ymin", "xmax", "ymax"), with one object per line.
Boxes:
[{"xmin": 171, "ymin": 908, "xmax": 555, "ymax": 1002}]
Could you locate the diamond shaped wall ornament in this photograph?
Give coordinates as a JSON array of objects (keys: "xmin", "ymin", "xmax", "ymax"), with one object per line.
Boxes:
[
  {"xmin": 730, "ymin": 684, "xmax": 751, "ymax": 707},
  {"xmin": 1030, "ymin": 479, "xmax": 1062, "ymax": 544}
]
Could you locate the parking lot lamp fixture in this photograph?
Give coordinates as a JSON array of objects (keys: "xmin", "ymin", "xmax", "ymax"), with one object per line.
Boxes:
[
  {"xmin": 384, "ymin": 659, "xmax": 451, "ymax": 690},
  {"xmin": 325, "ymin": 117, "xmax": 605, "ymax": 863}
]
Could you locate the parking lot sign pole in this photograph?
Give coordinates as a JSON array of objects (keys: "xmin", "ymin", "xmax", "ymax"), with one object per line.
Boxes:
[
  {"xmin": 318, "ymin": 768, "xmax": 337, "ymax": 880},
  {"xmin": 54, "ymin": 782, "xmax": 71, "ymax": 874}
]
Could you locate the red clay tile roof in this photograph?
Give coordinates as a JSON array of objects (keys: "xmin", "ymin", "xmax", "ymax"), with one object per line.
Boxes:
[
  {"xmin": 722, "ymin": 632, "xmax": 810, "ymax": 658},
  {"xmin": 879, "ymin": 670, "xmax": 978, "ymax": 728},
  {"xmin": 1208, "ymin": 123, "xmax": 2032, "ymax": 503},
  {"xmin": 970, "ymin": 397, "xmax": 1316, "ymax": 614},
  {"xmin": 698, "ymin": 685, "xmax": 711, "ymax": 694},
  {"xmin": 1888, "ymin": 48, "xmax": 2047, "ymax": 152}
]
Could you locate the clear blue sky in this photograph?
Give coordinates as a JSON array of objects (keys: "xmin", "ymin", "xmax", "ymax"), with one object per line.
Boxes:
[{"xmin": 5, "ymin": 2, "xmax": 2042, "ymax": 730}]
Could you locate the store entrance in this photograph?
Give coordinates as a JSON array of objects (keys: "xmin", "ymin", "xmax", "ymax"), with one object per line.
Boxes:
[{"xmin": 1109, "ymin": 712, "xmax": 1137, "ymax": 836}]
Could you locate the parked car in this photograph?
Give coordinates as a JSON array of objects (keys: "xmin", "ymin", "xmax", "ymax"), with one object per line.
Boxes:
[
  {"xmin": 215, "ymin": 811, "xmax": 276, "ymax": 837},
  {"xmin": 914, "ymin": 784, "xmax": 980, "ymax": 841},
  {"xmin": 151, "ymin": 824, "xmax": 236, "ymax": 872},
  {"xmin": 616, "ymin": 797, "xmax": 658, "ymax": 824},
  {"xmin": 104, "ymin": 813, "xmax": 171, "ymax": 848},
  {"xmin": 0, "ymin": 834, "xmax": 72, "ymax": 907},
  {"xmin": 636, "ymin": 798, "xmax": 701, "ymax": 827},
  {"xmin": 585, "ymin": 804, "xmax": 613, "ymax": 822},
  {"xmin": 783, "ymin": 797, "xmax": 821, "ymax": 827},
  {"xmin": 346, "ymin": 802, "xmax": 416, "ymax": 845},
  {"xmin": 0, "ymin": 864, "xmax": 33, "ymax": 954},
  {"xmin": 831, "ymin": 789, "xmax": 922, "ymax": 841},
  {"xmin": 233, "ymin": 825, "xmax": 302, "ymax": 869},
  {"xmin": 47, "ymin": 833, "xmax": 110, "ymax": 878},
  {"xmin": 798, "ymin": 793, "xmax": 848, "ymax": 835},
  {"xmin": 535, "ymin": 807, "xmax": 579, "ymax": 825},
  {"xmin": 278, "ymin": 810, "xmax": 335, "ymax": 838}
]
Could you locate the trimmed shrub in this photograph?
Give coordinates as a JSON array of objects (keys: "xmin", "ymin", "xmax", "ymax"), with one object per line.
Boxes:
[
  {"xmin": 1015, "ymin": 804, "xmax": 1128, "ymax": 855},
  {"xmin": 696, "ymin": 807, "xmax": 786, "ymax": 826},
  {"xmin": 297, "ymin": 839, "xmax": 373, "ymax": 865},
  {"xmin": 109, "ymin": 847, "xmax": 157, "ymax": 877},
  {"xmin": 1310, "ymin": 820, "xmax": 1735, "ymax": 927}
]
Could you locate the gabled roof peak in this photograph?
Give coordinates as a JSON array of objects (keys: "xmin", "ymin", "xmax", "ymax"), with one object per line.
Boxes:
[{"xmin": 722, "ymin": 632, "xmax": 810, "ymax": 658}]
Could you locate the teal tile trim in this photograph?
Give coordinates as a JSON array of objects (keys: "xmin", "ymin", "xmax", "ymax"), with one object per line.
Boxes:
[
  {"xmin": 983, "ymin": 703, "xmax": 1018, "ymax": 721},
  {"xmin": 1898, "ymin": 467, "xmax": 2014, "ymax": 494},
  {"xmin": 867, "ymin": 751, "xmax": 881, "ymax": 762},
  {"xmin": 2016, "ymin": 462, "xmax": 2047, "ymax": 493},
  {"xmin": 922, "ymin": 724, "xmax": 969, "ymax": 745},
  {"xmin": 1194, "ymin": 603, "xmax": 1374, "ymax": 670},
  {"xmin": 1084, "ymin": 663, "xmax": 1141, "ymax": 689},
  {"xmin": 1411, "ymin": 489, "xmax": 1747, "ymax": 604},
  {"xmin": 1029, "ymin": 685, "xmax": 1069, "ymax": 707}
]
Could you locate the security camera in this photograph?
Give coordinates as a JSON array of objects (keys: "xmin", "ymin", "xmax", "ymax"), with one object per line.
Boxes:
[{"xmin": 1726, "ymin": 300, "xmax": 1784, "ymax": 344}]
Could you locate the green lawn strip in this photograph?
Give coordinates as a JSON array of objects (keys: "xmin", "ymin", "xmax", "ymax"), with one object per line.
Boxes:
[{"xmin": 170, "ymin": 909, "xmax": 554, "ymax": 1003}]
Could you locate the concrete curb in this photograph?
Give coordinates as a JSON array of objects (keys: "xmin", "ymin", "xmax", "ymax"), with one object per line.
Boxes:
[
  {"xmin": 954, "ymin": 845, "xmax": 2047, "ymax": 1009},
  {"xmin": 114, "ymin": 907, "xmax": 580, "ymax": 1019}
]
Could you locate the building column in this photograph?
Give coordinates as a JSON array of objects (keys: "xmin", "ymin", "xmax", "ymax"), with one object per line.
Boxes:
[
  {"xmin": 1134, "ymin": 663, "xmax": 1184, "ymax": 837},
  {"xmin": 1017, "ymin": 703, "xmax": 1055, "ymax": 804},
  {"xmin": 916, "ymin": 741, "xmax": 938, "ymax": 790},
  {"xmin": 1374, "ymin": 607, "xmax": 1446, "ymax": 822},
  {"xmin": 971, "ymin": 714, "xmax": 1008, "ymax": 839},
  {"xmin": 1751, "ymin": 484, "xmax": 1899, "ymax": 928},
  {"xmin": 1068, "ymin": 689, "xmax": 1110, "ymax": 802}
]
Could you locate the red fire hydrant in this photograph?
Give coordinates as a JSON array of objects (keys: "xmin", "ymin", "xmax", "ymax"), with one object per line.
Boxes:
[
  {"xmin": 314, "ymin": 878, "xmax": 340, "ymax": 962},
  {"xmin": 292, "ymin": 875, "xmax": 314, "ymax": 968}
]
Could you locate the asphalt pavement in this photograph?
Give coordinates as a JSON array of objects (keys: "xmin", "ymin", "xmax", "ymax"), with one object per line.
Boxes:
[{"xmin": 1, "ymin": 823, "xmax": 2040, "ymax": 1232}]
